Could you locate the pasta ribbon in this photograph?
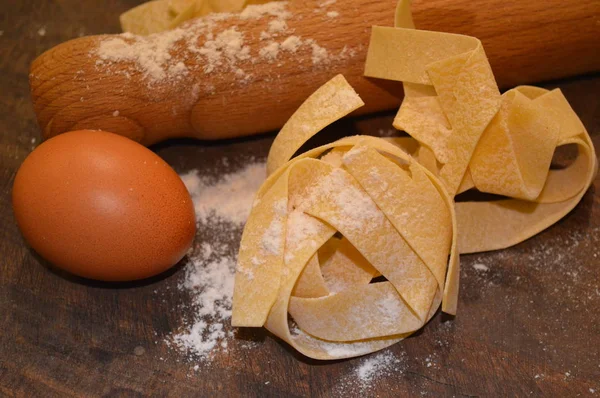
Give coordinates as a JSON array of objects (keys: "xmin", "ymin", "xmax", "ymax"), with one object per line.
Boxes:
[
  {"xmin": 364, "ymin": 0, "xmax": 597, "ymax": 253},
  {"xmin": 120, "ymin": 0, "xmax": 277, "ymax": 35},
  {"xmin": 233, "ymin": 75, "xmax": 458, "ymax": 360}
]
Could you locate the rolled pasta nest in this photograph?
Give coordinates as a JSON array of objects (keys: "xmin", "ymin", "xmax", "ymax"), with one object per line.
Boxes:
[{"xmin": 231, "ymin": 0, "xmax": 597, "ymax": 360}]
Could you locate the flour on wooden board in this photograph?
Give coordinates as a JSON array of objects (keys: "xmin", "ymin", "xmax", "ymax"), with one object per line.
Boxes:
[
  {"xmin": 464, "ymin": 226, "xmax": 600, "ymax": 303},
  {"xmin": 332, "ymin": 350, "xmax": 408, "ymax": 394},
  {"xmin": 179, "ymin": 161, "xmax": 266, "ymax": 225},
  {"xmin": 167, "ymin": 160, "xmax": 266, "ymax": 361}
]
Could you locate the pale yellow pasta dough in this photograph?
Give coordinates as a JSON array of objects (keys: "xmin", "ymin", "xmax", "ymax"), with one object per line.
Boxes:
[
  {"xmin": 292, "ymin": 253, "xmax": 329, "ymax": 298},
  {"xmin": 120, "ymin": 0, "xmax": 276, "ymax": 35},
  {"xmin": 365, "ymin": 0, "xmax": 597, "ymax": 253},
  {"xmin": 120, "ymin": 0, "xmax": 195, "ymax": 35},
  {"xmin": 232, "ymin": 74, "xmax": 458, "ymax": 359},
  {"xmin": 266, "ymin": 75, "xmax": 365, "ymax": 175},
  {"xmin": 319, "ymin": 237, "xmax": 378, "ymax": 293}
]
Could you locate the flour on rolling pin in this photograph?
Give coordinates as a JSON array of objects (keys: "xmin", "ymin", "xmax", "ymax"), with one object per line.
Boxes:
[
  {"xmin": 32, "ymin": 0, "xmax": 599, "ymax": 145},
  {"xmin": 30, "ymin": 0, "xmax": 380, "ymax": 145},
  {"xmin": 95, "ymin": 2, "xmax": 350, "ymax": 87}
]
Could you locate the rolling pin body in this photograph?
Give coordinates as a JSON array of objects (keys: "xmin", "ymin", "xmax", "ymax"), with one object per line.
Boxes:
[{"xmin": 30, "ymin": 0, "xmax": 600, "ymax": 145}]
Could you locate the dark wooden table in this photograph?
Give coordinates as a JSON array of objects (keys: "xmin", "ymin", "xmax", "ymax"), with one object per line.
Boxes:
[{"xmin": 1, "ymin": 2, "xmax": 599, "ymax": 397}]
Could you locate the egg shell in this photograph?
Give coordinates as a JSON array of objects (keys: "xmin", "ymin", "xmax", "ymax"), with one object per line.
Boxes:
[{"xmin": 12, "ymin": 130, "xmax": 196, "ymax": 281}]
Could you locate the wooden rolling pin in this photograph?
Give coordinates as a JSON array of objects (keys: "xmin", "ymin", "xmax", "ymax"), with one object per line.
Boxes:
[{"xmin": 30, "ymin": 0, "xmax": 600, "ymax": 146}]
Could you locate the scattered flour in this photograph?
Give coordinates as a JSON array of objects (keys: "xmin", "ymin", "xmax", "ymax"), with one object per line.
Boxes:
[
  {"xmin": 260, "ymin": 36, "xmax": 333, "ymax": 65},
  {"xmin": 173, "ymin": 255, "xmax": 236, "ymax": 357},
  {"xmin": 472, "ymin": 263, "xmax": 489, "ymax": 272},
  {"xmin": 168, "ymin": 160, "xmax": 266, "ymax": 360},
  {"xmin": 259, "ymin": 41, "xmax": 280, "ymax": 61},
  {"xmin": 307, "ymin": 39, "xmax": 329, "ymax": 65},
  {"xmin": 239, "ymin": 2, "xmax": 291, "ymax": 20},
  {"xmin": 464, "ymin": 226, "xmax": 600, "ymax": 304},
  {"xmin": 356, "ymin": 352, "xmax": 403, "ymax": 386},
  {"xmin": 37, "ymin": 26, "xmax": 46, "ymax": 37},
  {"xmin": 303, "ymin": 168, "xmax": 383, "ymax": 234},
  {"xmin": 333, "ymin": 350, "xmax": 407, "ymax": 394},
  {"xmin": 95, "ymin": 1, "xmax": 354, "ymax": 85},
  {"xmin": 280, "ymin": 35, "xmax": 302, "ymax": 53},
  {"xmin": 261, "ymin": 215, "xmax": 284, "ymax": 255},
  {"xmin": 196, "ymin": 27, "xmax": 251, "ymax": 73},
  {"xmin": 179, "ymin": 162, "xmax": 266, "ymax": 225},
  {"xmin": 96, "ymin": 28, "xmax": 189, "ymax": 82},
  {"xmin": 285, "ymin": 210, "xmax": 322, "ymax": 250},
  {"xmin": 267, "ymin": 19, "xmax": 288, "ymax": 34}
]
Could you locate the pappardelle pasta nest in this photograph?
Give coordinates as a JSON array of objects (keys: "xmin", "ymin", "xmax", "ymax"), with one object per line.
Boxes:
[
  {"xmin": 234, "ymin": 125, "xmax": 459, "ymax": 360},
  {"xmin": 231, "ymin": 0, "xmax": 597, "ymax": 360}
]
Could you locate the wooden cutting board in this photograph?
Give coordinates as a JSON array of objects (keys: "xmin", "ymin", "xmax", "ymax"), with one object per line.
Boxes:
[{"xmin": 1, "ymin": 1, "xmax": 599, "ymax": 397}]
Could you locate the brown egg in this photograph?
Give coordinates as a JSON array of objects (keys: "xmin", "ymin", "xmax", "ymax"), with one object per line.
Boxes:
[{"xmin": 12, "ymin": 130, "xmax": 196, "ymax": 281}]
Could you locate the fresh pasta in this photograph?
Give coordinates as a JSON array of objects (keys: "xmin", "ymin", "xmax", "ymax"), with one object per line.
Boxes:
[
  {"xmin": 233, "ymin": 75, "xmax": 458, "ymax": 360},
  {"xmin": 232, "ymin": 0, "xmax": 596, "ymax": 360},
  {"xmin": 365, "ymin": 0, "xmax": 597, "ymax": 253}
]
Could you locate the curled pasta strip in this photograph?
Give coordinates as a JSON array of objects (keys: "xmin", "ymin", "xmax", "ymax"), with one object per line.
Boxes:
[
  {"xmin": 232, "ymin": 75, "xmax": 458, "ymax": 360},
  {"xmin": 365, "ymin": 0, "xmax": 598, "ymax": 253},
  {"xmin": 120, "ymin": 0, "xmax": 271, "ymax": 35}
]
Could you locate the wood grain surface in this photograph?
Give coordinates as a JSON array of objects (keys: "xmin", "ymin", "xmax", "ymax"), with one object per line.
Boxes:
[
  {"xmin": 1, "ymin": 1, "xmax": 600, "ymax": 397},
  {"xmin": 29, "ymin": 0, "xmax": 600, "ymax": 145}
]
